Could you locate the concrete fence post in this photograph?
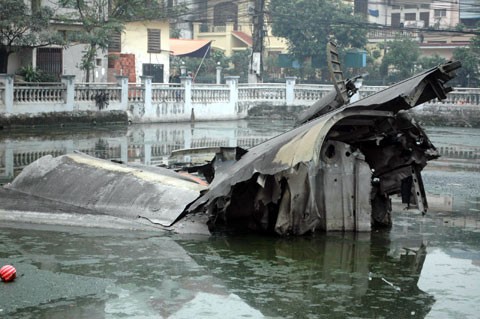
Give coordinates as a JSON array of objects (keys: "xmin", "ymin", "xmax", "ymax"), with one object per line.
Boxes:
[
  {"xmin": 116, "ymin": 75, "xmax": 129, "ymax": 110},
  {"xmin": 216, "ymin": 65, "xmax": 222, "ymax": 84},
  {"xmin": 141, "ymin": 75, "xmax": 153, "ymax": 117},
  {"xmin": 0, "ymin": 74, "xmax": 14, "ymax": 114},
  {"xmin": 61, "ymin": 75, "xmax": 75, "ymax": 112},
  {"xmin": 225, "ymin": 75, "xmax": 239, "ymax": 104},
  {"xmin": 4, "ymin": 146, "xmax": 13, "ymax": 180},
  {"xmin": 285, "ymin": 76, "xmax": 296, "ymax": 106},
  {"xmin": 181, "ymin": 75, "xmax": 193, "ymax": 120}
]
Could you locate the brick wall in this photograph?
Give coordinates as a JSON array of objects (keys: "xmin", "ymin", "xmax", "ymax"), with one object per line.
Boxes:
[{"xmin": 108, "ymin": 53, "xmax": 136, "ymax": 83}]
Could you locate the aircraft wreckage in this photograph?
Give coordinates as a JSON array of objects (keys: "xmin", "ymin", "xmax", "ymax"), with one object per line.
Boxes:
[{"xmin": 4, "ymin": 46, "xmax": 461, "ymax": 236}]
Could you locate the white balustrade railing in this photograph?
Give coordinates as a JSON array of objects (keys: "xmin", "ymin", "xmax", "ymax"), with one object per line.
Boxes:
[
  {"xmin": 128, "ymin": 84, "xmax": 145, "ymax": 102},
  {"xmin": 14, "ymin": 83, "xmax": 64, "ymax": 103},
  {"xmin": 1, "ymin": 72, "xmax": 480, "ymax": 120},
  {"xmin": 239, "ymin": 84, "xmax": 286, "ymax": 101},
  {"xmin": 294, "ymin": 84, "xmax": 332, "ymax": 101},
  {"xmin": 74, "ymin": 83, "xmax": 121, "ymax": 102},
  {"xmin": 192, "ymin": 85, "xmax": 229, "ymax": 103},
  {"xmin": 424, "ymin": 87, "xmax": 480, "ymax": 106},
  {"xmin": 152, "ymin": 85, "xmax": 185, "ymax": 102}
]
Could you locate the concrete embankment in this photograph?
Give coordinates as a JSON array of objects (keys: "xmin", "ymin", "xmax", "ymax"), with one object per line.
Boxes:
[
  {"xmin": 247, "ymin": 103, "xmax": 480, "ymax": 128},
  {"xmin": 0, "ymin": 111, "xmax": 128, "ymax": 130}
]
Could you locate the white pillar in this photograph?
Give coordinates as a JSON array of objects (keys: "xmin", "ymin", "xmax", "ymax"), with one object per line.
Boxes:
[
  {"xmin": 0, "ymin": 74, "xmax": 14, "ymax": 114},
  {"xmin": 141, "ymin": 75, "xmax": 153, "ymax": 118},
  {"xmin": 285, "ymin": 76, "xmax": 296, "ymax": 106},
  {"xmin": 181, "ymin": 75, "xmax": 193, "ymax": 120},
  {"xmin": 116, "ymin": 75, "xmax": 129, "ymax": 110},
  {"xmin": 225, "ymin": 76, "xmax": 239, "ymax": 118},
  {"xmin": 61, "ymin": 75, "xmax": 75, "ymax": 112},
  {"xmin": 216, "ymin": 65, "xmax": 222, "ymax": 84},
  {"xmin": 5, "ymin": 147, "xmax": 13, "ymax": 180}
]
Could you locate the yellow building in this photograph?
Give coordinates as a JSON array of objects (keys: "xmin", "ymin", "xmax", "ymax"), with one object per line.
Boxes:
[
  {"xmin": 108, "ymin": 20, "xmax": 171, "ymax": 83},
  {"xmin": 190, "ymin": 0, "xmax": 288, "ymax": 58}
]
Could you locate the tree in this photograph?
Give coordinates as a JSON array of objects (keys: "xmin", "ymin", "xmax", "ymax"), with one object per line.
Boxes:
[
  {"xmin": 59, "ymin": 0, "xmax": 185, "ymax": 82},
  {"xmin": 453, "ymin": 46, "xmax": 479, "ymax": 87},
  {"xmin": 380, "ymin": 37, "xmax": 420, "ymax": 83},
  {"xmin": 171, "ymin": 49, "xmax": 230, "ymax": 83},
  {"xmin": 417, "ymin": 54, "xmax": 447, "ymax": 71},
  {"xmin": 268, "ymin": 0, "xmax": 368, "ymax": 79},
  {"xmin": 0, "ymin": 0, "xmax": 60, "ymax": 73}
]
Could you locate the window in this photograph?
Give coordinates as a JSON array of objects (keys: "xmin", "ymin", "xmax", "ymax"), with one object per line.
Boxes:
[
  {"xmin": 143, "ymin": 64, "xmax": 164, "ymax": 83},
  {"xmin": 354, "ymin": 0, "xmax": 368, "ymax": 15},
  {"xmin": 147, "ymin": 29, "xmax": 161, "ymax": 53},
  {"xmin": 405, "ymin": 13, "xmax": 416, "ymax": 21},
  {"xmin": 420, "ymin": 12, "xmax": 430, "ymax": 27},
  {"xmin": 36, "ymin": 48, "xmax": 63, "ymax": 80},
  {"xmin": 31, "ymin": 0, "xmax": 41, "ymax": 12},
  {"xmin": 391, "ymin": 13, "xmax": 401, "ymax": 27},
  {"xmin": 109, "ymin": 31, "xmax": 121, "ymax": 52},
  {"xmin": 434, "ymin": 9, "xmax": 447, "ymax": 17}
]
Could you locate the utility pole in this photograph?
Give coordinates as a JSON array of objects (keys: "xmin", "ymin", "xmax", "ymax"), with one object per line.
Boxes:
[{"xmin": 249, "ymin": 0, "xmax": 265, "ymax": 83}]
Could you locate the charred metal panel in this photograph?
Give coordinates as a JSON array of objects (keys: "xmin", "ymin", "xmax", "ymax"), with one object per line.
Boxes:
[{"xmin": 186, "ymin": 61, "xmax": 461, "ymax": 235}]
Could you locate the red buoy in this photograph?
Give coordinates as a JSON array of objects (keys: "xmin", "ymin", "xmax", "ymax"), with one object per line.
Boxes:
[{"xmin": 0, "ymin": 265, "xmax": 16, "ymax": 282}]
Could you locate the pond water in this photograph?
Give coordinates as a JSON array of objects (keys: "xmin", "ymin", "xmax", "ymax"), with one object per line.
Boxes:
[{"xmin": 1, "ymin": 120, "xmax": 480, "ymax": 318}]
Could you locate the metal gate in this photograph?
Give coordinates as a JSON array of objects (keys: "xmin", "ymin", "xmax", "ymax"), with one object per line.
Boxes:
[{"xmin": 36, "ymin": 48, "xmax": 63, "ymax": 80}]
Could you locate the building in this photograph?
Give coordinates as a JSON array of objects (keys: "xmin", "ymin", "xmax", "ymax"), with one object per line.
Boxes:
[
  {"xmin": 2, "ymin": 1, "xmax": 92, "ymax": 81},
  {"xmin": 355, "ymin": 0, "xmax": 472, "ymax": 60},
  {"xmin": 108, "ymin": 20, "xmax": 171, "ymax": 83},
  {"xmin": 4, "ymin": 1, "xmax": 170, "ymax": 83},
  {"xmin": 173, "ymin": 0, "xmax": 287, "ymax": 58}
]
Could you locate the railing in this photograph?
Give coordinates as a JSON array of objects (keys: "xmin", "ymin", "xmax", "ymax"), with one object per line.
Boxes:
[
  {"xmin": 367, "ymin": 29, "xmax": 419, "ymax": 40},
  {"xmin": 13, "ymin": 82, "xmax": 64, "ymax": 103},
  {"xmin": 192, "ymin": 85, "xmax": 229, "ymax": 103},
  {"xmin": 294, "ymin": 84, "xmax": 332, "ymax": 101},
  {"xmin": 239, "ymin": 84, "xmax": 286, "ymax": 101},
  {"xmin": 128, "ymin": 84, "xmax": 145, "ymax": 102},
  {"xmin": 199, "ymin": 24, "xmax": 226, "ymax": 33},
  {"xmin": 425, "ymin": 88, "xmax": 480, "ymax": 106},
  {"xmin": 152, "ymin": 84, "xmax": 184, "ymax": 102},
  {"xmin": 74, "ymin": 83, "xmax": 121, "ymax": 102},
  {"xmin": 1, "ymin": 73, "xmax": 480, "ymax": 123}
]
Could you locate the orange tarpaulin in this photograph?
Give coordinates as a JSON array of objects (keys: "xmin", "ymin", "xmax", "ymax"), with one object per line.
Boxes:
[{"xmin": 169, "ymin": 39, "xmax": 212, "ymax": 57}]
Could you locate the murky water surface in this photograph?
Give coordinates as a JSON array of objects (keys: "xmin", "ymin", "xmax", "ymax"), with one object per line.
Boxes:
[{"xmin": 1, "ymin": 120, "xmax": 480, "ymax": 318}]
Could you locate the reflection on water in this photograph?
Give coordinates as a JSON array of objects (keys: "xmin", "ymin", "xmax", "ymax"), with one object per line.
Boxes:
[
  {"xmin": 0, "ymin": 221, "xmax": 436, "ymax": 319},
  {"xmin": 0, "ymin": 120, "xmax": 293, "ymax": 184},
  {"xmin": 177, "ymin": 232, "xmax": 433, "ymax": 319},
  {"xmin": 1, "ymin": 121, "xmax": 480, "ymax": 317},
  {"xmin": 2, "ymin": 210, "xmax": 480, "ymax": 318},
  {"xmin": 2, "ymin": 121, "xmax": 479, "ymax": 213}
]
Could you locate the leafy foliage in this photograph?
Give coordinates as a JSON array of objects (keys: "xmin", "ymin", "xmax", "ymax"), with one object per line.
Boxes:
[
  {"xmin": 171, "ymin": 49, "xmax": 230, "ymax": 83},
  {"xmin": 417, "ymin": 54, "xmax": 447, "ymax": 70},
  {"xmin": 268, "ymin": 0, "xmax": 368, "ymax": 69},
  {"xmin": 380, "ymin": 37, "xmax": 420, "ymax": 83},
  {"xmin": 453, "ymin": 46, "xmax": 479, "ymax": 87},
  {"xmin": 0, "ymin": 0, "xmax": 61, "ymax": 73},
  {"xmin": 58, "ymin": 0, "xmax": 186, "ymax": 82}
]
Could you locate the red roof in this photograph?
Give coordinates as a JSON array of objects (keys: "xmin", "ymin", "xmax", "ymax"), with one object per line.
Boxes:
[{"xmin": 232, "ymin": 31, "xmax": 253, "ymax": 46}]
